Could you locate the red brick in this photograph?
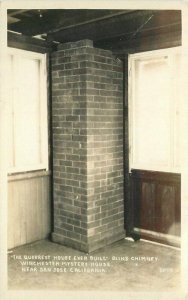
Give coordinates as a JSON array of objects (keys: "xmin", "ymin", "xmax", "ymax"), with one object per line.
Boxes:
[{"xmin": 52, "ymin": 39, "xmax": 125, "ymax": 252}]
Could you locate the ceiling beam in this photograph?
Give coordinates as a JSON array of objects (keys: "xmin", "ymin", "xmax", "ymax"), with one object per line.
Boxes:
[
  {"xmin": 7, "ymin": 9, "xmax": 181, "ymax": 56},
  {"xmin": 47, "ymin": 10, "xmax": 133, "ymax": 33},
  {"xmin": 8, "ymin": 9, "xmax": 128, "ymax": 36},
  {"xmin": 108, "ymin": 29, "xmax": 181, "ymax": 56},
  {"xmin": 94, "ymin": 22, "xmax": 181, "ymax": 50},
  {"xmin": 8, "ymin": 9, "xmax": 31, "ymax": 17},
  {"xmin": 8, "ymin": 31, "xmax": 57, "ymax": 53},
  {"xmin": 46, "ymin": 10, "xmax": 181, "ymax": 43}
]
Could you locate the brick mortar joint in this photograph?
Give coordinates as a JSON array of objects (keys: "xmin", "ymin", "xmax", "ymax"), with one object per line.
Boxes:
[{"xmin": 52, "ymin": 60, "xmax": 123, "ymax": 68}]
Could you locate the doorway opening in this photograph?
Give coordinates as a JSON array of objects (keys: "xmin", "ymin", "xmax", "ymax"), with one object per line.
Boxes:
[{"xmin": 127, "ymin": 47, "xmax": 181, "ymax": 247}]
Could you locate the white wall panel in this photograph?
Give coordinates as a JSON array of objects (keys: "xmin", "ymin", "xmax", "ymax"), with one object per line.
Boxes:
[{"xmin": 8, "ymin": 172, "xmax": 51, "ymax": 249}]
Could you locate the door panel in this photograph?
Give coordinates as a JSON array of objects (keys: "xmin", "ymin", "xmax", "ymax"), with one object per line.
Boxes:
[{"xmin": 131, "ymin": 169, "xmax": 181, "ymax": 247}]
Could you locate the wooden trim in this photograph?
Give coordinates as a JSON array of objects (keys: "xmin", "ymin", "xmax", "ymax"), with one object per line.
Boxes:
[
  {"xmin": 123, "ymin": 56, "xmax": 132, "ymax": 235},
  {"xmin": 131, "ymin": 169, "xmax": 181, "ymax": 183},
  {"xmin": 8, "ymin": 31, "xmax": 57, "ymax": 53},
  {"xmin": 134, "ymin": 227, "xmax": 181, "ymax": 248},
  {"xmin": 8, "ymin": 170, "xmax": 51, "ymax": 182}
]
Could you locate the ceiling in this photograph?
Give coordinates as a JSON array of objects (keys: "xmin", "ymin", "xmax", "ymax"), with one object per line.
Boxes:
[{"xmin": 7, "ymin": 9, "xmax": 182, "ymax": 54}]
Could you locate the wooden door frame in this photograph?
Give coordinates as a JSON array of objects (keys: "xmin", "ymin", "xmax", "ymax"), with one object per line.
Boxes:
[
  {"xmin": 125, "ymin": 47, "xmax": 182, "ymax": 243},
  {"xmin": 124, "ymin": 46, "xmax": 182, "ymax": 233}
]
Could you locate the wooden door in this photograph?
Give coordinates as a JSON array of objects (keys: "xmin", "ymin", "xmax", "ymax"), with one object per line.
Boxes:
[{"xmin": 128, "ymin": 48, "xmax": 181, "ymax": 247}]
